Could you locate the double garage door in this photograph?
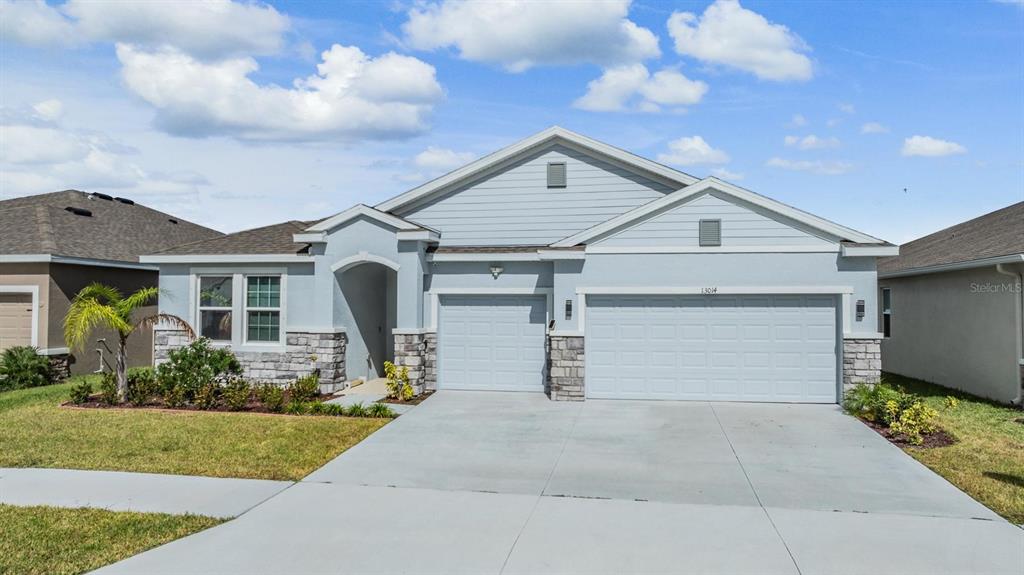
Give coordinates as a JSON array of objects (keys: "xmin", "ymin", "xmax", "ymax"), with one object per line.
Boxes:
[{"xmin": 437, "ymin": 293, "xmax": 838, "ymax": 403}]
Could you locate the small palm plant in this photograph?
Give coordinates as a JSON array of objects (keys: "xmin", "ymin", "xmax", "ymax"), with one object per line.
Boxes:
[{"xmin": 64, "ymin": 283, "xmax": 194, "ymax": 402}]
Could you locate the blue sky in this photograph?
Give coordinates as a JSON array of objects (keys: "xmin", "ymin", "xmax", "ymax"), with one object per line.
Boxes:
[{"xmin": 1, "ymin": 0, "xmax": 1021, "ymax": 243}]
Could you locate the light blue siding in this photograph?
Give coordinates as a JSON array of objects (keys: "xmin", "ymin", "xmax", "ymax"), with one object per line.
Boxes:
[
  {"xmin": 596, "ymin": 191, "xmax": 835, "ymax": 248},
  {"xmin": 397, "ymin": 144, "xmax": 676, "ymax": 246}
]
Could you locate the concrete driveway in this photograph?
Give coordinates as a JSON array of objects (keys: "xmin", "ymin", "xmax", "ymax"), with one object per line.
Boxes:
[{"xmin": 98, "ymin": 392, "xmax": 1023, "ymax": 575}]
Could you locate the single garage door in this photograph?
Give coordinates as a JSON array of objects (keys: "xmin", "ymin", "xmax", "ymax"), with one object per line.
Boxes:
[
  {"xmin": 0, "ymin": 293, "xmax": 33, "ymax": 352},
  {"xmin": 586, "ymin": 294, "xmax": 838, "ymax": 403},
  {"xmin": 438, "ymin": 295, "xmax": 547, "ymax": 392}
]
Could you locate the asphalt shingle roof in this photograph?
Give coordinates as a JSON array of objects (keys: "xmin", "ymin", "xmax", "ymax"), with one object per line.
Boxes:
[
  {"xmin": 154, "ymin": 220, "xmax": 315, "ymax": 255},
  {"xmin": 0, "ymin": 190, "xmax": 223, "ymax": 262},
  {"xmin": 878, "ymin": 201, "xmax": 1024, "ymax": 274}
]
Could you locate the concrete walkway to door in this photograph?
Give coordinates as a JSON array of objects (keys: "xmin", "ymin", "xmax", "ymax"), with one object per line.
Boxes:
[{"xmin": 96, "ymin": 392, "xmax": 1024, "ymax": 574}]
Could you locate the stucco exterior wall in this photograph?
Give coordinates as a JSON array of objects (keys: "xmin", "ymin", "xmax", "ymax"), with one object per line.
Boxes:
[{"xmin": 880, "ymin": 266, "xmax": 1021, "ymax": 403}]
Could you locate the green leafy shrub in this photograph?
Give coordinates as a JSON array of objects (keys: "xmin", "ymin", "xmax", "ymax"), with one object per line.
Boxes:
[
  {"xmin": 321, "ymin": 403, "xmax": 344, "ymax": 416},
  {"xmin": 164, "ymin": 383, "xmax": 186, "ymax": 409},
  {"xmin": 222, "ymin": 378, "xmax": 251, "ymax": 411},
  {"xmin": 344, "ymin": 402, "xmax": 367, "ymax": 417},
  {"xmin": 383, "ymin": 361, "xmax": 413, "ymax": 401},
  {"xmin": 307, "ymin": 401, "xmax": 327, "ymax": 415},
  {"xmin": 68, "ymin": 378, "xmax": 93, "ymax": 404},
  {"xmin": 944, "ymin": 396, "xmax": 960, "ymax": 410},
  {"xmin": 156, "ymin": 338, "xmax": 241, "ymax": 402},
  {"xmin": 889, "ymin": 401, "xmax": 939, "ymax": 445},
  {"xmin": 287, "ymin": 374, "xmax": 319, "ymax": 403},
  {"xmin": 368, "ymin": 402, "xmax": 395, "ymax": 419},
  {"xmin": 193, "ymin": 381, "xmax": 219, "ymax": 410},
  {"xmin": 255, "ymin": 383, "xmax": 284, "ymax": 413},
  {"xmin": 0, "ymin": 346, "xmax": 52, "ymax": 391},
  {"xmin": 126, "ymin": 367, "xmax": 158, "ymax": 406},
  {"xmin": 285, "ymin": 401, "xmax": 308, "ymax": 415},
  {"xmin": 98, "ymin": 372, "xmax": 118, "ymax": 406},
  {"xmin": 843, "ymin": 383, "xmax": 915, "ymax": 425}
]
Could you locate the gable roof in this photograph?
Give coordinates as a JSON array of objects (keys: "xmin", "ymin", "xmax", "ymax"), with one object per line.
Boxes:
[
  {"xmin": 551, "ymin": 177, "xmax": 887, "ymax": 247},
  {"xmin": 374, "ymin": 126, "xmax": 700, "ymax": 214},
  {"xmin": 878, "ymin": 201, "xmax": 1024, "ymax": 276},
  {"xmin": 304, "ymin": 204, "xmax": 430, "ymax": 235},
  {"xmin": 0, "ymin": 190, "xmax": 222, "ymax": 263},
  {"xmin": 152, "ymin": 220, "xmax": 315, "ymax": 256}
]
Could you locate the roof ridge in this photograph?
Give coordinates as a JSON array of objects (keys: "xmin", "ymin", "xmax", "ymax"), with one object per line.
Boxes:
[{"xmin": 36, "ymin": 205, "xmax": 57, "ymax": 253}]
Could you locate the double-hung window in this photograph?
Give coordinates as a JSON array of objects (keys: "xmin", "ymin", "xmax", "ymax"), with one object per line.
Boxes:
[
  {"xmin": 198, "ymin": 276, "xmax": 233, "ymax": 342},
  {"xmin": 245, "ymin": 276, "xmax": 281, "ymax": 343},
  {"xmin": 881, "ymin": 287, "xmax": 892, "ymax": 338}
]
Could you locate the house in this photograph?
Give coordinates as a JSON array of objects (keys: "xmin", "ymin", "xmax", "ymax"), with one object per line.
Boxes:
[
  {"xmin": 142, "ymin": 127, "xmax": 896, "ymax": 403},
  {"xmin": 878, "ymin": 202, "xmax": 1023, "ymax": 404},
  {"xmin": 0, "ymin": 190, "xmax": 222, "ymax": 376}
]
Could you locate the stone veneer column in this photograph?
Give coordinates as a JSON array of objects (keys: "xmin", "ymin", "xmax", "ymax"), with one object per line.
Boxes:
[
  {"xmin": 842, "ymin": 337, "xmax": 881, "ymax": 394},
  {"xmin": 47, "ymin": 354, "xmax": 71, "ymax": 382},
  {"xmin": 154, "ymin": 329, "xmax": 347, "ymax": 392},
  {"xmin": 392, "ymin": 331, "xmax": 436, "ymax": 394},
  {"xmin": 547, "ymin": 334, "xmax": 584, "ymax": 401}
]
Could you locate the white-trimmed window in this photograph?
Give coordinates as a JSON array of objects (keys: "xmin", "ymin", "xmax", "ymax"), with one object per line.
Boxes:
[
  {"xmin": 245, "ymin": 276, "xmax": 281, "ymax": 343},
  {"xmin": 198, "ymin": 276, "xmax": 233, "ymax": 342}
]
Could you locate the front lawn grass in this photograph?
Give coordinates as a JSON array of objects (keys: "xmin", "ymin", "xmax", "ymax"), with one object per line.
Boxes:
[
  {"xmin": 0, "ymin": 378, "xmax": 388, "ymax": 481},
  {"xmin": 0, "ymin": 504, "xmax": 223, "ymax": 575},
  {"xmin": 883, "ymin": 372, "xmax": 1024, "ymax": 524}
]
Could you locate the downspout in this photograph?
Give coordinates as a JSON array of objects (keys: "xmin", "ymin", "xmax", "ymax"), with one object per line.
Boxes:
[{"xmin": 995, "ymin": 262, "xmax": 1024, "ymax": 405}]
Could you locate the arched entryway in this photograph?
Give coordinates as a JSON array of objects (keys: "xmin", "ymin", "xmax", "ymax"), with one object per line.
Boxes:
[{"xmin": 332, "ymin": 253, "xmax": 398, "ymax": 382}]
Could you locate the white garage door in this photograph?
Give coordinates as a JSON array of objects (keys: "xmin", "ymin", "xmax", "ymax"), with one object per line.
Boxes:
[
  {"xmin": 438, "ymin": 295, "xmax": 547, "ymax": 392},
  {"xmin": 586, "ymin": 295, "xmax": 838, "ymax": 403},
  {"xmin": 0, "ymin": 293, "xmax": 34, "ymax": 352}
]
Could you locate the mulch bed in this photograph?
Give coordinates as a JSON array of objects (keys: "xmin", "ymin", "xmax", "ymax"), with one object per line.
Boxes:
[
  {"xmin": 381, "ymin": 390, "xmax": 435, "ymax": 406},
  {"xmin": 861, "ymin": 418, "xmax": 956, "ymax": 449}
]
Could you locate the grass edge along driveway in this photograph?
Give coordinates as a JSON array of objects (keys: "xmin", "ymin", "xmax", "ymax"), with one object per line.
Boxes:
[
  {"xmin": 0, "ymin": 380, "xmax": 388, "ymax": 481},
  {"xmin": 882, "ymin": 373, "xmax": 1024, "ymax": 525}
]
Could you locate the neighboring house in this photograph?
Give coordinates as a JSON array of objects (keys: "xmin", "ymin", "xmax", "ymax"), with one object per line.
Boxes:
[
  {"xmin": 878, "ymin": 202, "xmax": 1024, "ymax": 404},
  {"xmin": 143, "ymin": 127, "xmax": 896, "ymax": 403},
  {"xmin": 0, "ymin": 190, "xmax": 222, "ymax": 376}
]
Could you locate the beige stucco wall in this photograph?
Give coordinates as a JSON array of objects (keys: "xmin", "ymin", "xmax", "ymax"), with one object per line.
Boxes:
[
  {"xmin": 0, "ymin": 262, "xmax": 51, "ymax": 351},
  {"xmin": 880, "ymin": 265, "xmax": 1022, "ymax": 403}
]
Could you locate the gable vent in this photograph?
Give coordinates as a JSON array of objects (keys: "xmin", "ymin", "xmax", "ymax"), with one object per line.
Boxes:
[
  {"xmin": 699, "ymin": 219, "xmax": 721, "ymax": 247},
  {"xmin": 65, "ymin": 206, "xmax": 92, "ymax": 217},
  {"xmin": 547, "ymin": 162, "xmax": 567, "ymax": 188}
]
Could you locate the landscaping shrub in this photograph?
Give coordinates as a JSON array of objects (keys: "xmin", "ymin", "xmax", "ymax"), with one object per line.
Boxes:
[
  {"xmin": 0, "ymin": 346, "xmax": 52, "ymax": 391},
  {"xmin": 287, "ymin": 374, "xmax": 319, "ymax": 403},
  {"xmin": 156, "ymin": 338, "xmax": 241, "ymax": 402},
  {"xmin": 368, "ymin": 402, "xmax": 395, "ymax": 419},
  {"xmin": 285, "ymin": 401, "xmax": 308, "ymax": 415},
  {"xmin": 163, "ymin": 383, "xmax": 186, "ymax": 409},
  {"xmin": 843, "ymin": 383, "xmax": 915, "ymax": 425},
  {"xmin": 98, "ymin": 372, "xmax": 118, "ymax": 406},
  {"xmin": 255, "ymin": 383, "xmax": 284, "ymax": 413},
  {"xmin": 307, "ymin": 401, "xmax": 327, "ymax": 415},
  {"xmin": 194, "ymin": 381, "xmax": 219, "ymax": 410},
  {"xmin": 888, "ymin": 401, "xmax": 939, "ymax": 445},
  {"xmin": 344, "ymin": 402, "xmax": 367, "ymax": 417},
  {"xmin": 321, "ymin": 403, "xmax": 344, "ymax": 416},
  {"xmin": 384, "ymin": 361, "xmax": 413, "ymax": 401},
  {"xmin": 126, "ymin": 367, "xmax": 158, "ymax": 406},
  {"xmin": 69, "ymin": 378, "xmax": 93, "ymax": 404},
  {"xmin": 222, "ymin": 378, "xmax": 251, "ymax": 411}
]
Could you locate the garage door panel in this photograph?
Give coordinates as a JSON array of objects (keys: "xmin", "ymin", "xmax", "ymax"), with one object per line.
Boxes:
[
  {"xmin": 439, "ymin": 295, "xmax": 546, "ymax": 392},
  {"xmin": 0, "ymin": 293, "xmax": 33, "ymax": 351},
  {"xmin": 585, "ymin": 294, "xmax": 837, "ymax": 403}
]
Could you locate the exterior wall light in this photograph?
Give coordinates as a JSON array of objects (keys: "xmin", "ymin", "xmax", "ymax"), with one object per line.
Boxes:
[
  {"xmin": 856, "ymin": 299, "xmax": 865, "ymax": 321},
  {"xmin": 565, "ymin": 299, "xmax": 573, "ymax": 320},
  {"xmin": 489, "ymin": 264, "xmax": 504, "ymax": 279}
]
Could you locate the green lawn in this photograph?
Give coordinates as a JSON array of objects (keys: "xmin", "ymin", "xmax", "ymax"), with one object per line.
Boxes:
[
  {"xmin": 0, "ymin": 504, "xmax": 223, "ymax": 575},
  {"xmin": 0, "ymin": 379, "xmax": 388, "ymax": 481},
  {"xmin": 883, "ymin": 373, "xmax": 1024, "ymax": 524}
]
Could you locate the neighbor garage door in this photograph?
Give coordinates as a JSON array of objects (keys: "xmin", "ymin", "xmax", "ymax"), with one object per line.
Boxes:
[
  {"xmin": 586, "ymin": 294, "xmax": 837, "ymax": 403},
  {"xmin": 0, "ymin": 293, "xmax": 33, "ymax": 351},
  {"xmin": 438, "ymin": 294, "xmax": 547, "ymax": 392}
]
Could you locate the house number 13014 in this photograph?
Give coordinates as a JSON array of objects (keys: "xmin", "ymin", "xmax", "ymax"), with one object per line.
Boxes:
[{"xmin": 701, "ymin": 287, "xmax": 718, "ymax": 295}]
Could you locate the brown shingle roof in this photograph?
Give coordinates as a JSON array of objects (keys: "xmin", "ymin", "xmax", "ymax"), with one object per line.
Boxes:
[
  {"xmin": 0, "ymin": 190, "xmax": 222, "ymax": 262},
  {"xmin": 878, "ymin": 202, "xmax": 1024, "ymax": 274},
  {"xmin": 154, "ymin": 220, "xmax": 315, "ymax": 255}
]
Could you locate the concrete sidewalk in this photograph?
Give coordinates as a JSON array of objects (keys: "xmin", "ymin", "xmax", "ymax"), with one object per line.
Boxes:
[{"xmin": 0, "ymin": 468, "xmax": 292, "ymax": 518}]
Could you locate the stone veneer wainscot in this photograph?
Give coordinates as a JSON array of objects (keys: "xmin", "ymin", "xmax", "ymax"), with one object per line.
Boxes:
[
  {"xmin": 842, "ymin": 337, "xmax": 881, "ymax": 392},
  {"xmin": 154, "ymin": 329, "xmax": 347, "ymax": 392},
  {"xmin": 548, "ymin": 334, "xmax": 584, "ymax": 401},
  {"xmin": 392, "ymin": 331, "xmax": 436, "ymax": 393}
]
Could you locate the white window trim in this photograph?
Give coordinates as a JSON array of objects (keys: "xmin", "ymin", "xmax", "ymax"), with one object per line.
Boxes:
[
  {"xmin": 0, "ymin": 285, "xmax": 39, "ymax": 348},
  {"xmin": 195, "ymin": 274, "xmax": 235, "ymax": 345},
  {"xmin": 190, "ymin": 268, "xmax": 287, "ymax": 351},
  {"xmin": 426, "ymin": 287, "xmax": 553, "ymax": 331},
  {"xmin": 243, "ymin": 275, "xmax": 285, "ymax": 346}
]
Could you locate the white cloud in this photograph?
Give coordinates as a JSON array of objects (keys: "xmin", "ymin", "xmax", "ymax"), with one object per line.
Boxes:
[
  {"xmin": 901, "ymin": 135, "xmax": 967, "ymax": 157},
  {"xmin": 0, "ymin": 0, "xmax": 75, "ymax": 46},
  {"xmin": 667, "ymin": 0, "xmax": 812, "ymax": 81},
  {"xmin": 766, "ymin": 157, "xmax": 852, "ymax": 175},
  {"xmin": 574, "ymin": 65, "xmax": 707, "ymax": 112},
  {"xmin": 861, "ymin": 122, "xmax": 889, "ymax": 134},
  {"xmin": 784, "ymin": 134, "xmax": 840, "ymax": 150},
  {"xmin": 31, "ymin": 99, "xmax": 63, "ymax": 121},
  {"xmin": 116, "ymin": 43, "xmax": 443, "ymax": 142},
  {"xmin": 657, "ymin": 136, "xmax": 730, "ymax": 166},
  {"xmin": 711, "ymin": 167, "xmax": 744, "ymax": 181},
  {"xmin": 414, "ymin": 146, "xmax": 475, "ymax": 171},
  {"xmin": 402, "ymin": 0, "xmax": 659, "ymax": 72},
  {"xmin": 838, "ymin": 103, "xmax": 855, "ymax": 114},
  {"xmin": 788, "ymin": 113, "xmax": 807, "ymax": 127}
]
